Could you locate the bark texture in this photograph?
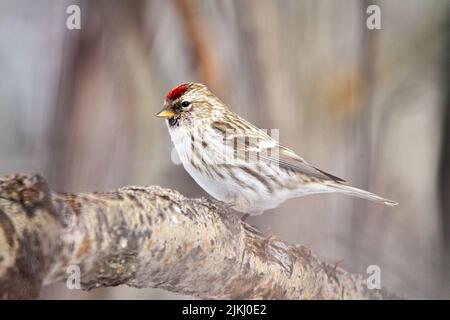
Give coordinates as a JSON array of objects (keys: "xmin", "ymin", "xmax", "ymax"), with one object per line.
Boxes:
[{"xmin": 0, "ymin": 173, "xmax": 395, "ymax": 299}]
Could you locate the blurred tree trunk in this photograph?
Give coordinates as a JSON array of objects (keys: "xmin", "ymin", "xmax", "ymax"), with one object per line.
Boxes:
[
  {"xmin": 438, "ymin": 4, "xmax": 450, "ymax": 293},
  {"xmin": 47, "ymin": 0, "xmax": 149, "ymax": 192},
  {"xmin": 45, "ymin": 0, "xmax": 152, "ymax": 298},
  {"xmin": 175, "ymin": 0, "xmax": 226, "ymax": 97}
]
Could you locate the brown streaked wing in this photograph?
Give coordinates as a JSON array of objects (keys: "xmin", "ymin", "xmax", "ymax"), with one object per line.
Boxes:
[{"xmin": 211, "ymin": 120, "xmax": 346, "ymax": 184}]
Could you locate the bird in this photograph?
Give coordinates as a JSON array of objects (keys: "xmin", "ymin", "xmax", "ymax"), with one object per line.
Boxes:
[{"xmin": 156, "ymin": 82, "xmax": 397, "ymax": 216}]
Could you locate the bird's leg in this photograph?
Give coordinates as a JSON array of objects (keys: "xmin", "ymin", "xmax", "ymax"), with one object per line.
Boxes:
[
  {"xmin": 204, "ymin": 195, "xmax": 253, "ymax": 221},
  {"xmin": 241, "ymin": 210, "xmax": 265, "ymax": 221},
  {"xmin": 204, "ymin": 196, "xmax": 236, "ymax": 212}
]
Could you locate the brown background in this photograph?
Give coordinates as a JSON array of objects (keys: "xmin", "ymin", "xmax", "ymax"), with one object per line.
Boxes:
[{"xmin": 0, "ymin": 0, "xmax": 448, "ymax": 299}]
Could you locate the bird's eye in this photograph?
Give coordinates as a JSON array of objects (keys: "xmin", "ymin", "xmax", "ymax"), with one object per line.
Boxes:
[{"xmin": 181, "ymin": 101, "xmax": 190, "ymax": 108}]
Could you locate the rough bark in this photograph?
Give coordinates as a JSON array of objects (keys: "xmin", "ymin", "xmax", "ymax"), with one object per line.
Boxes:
[{"xmin": 0, "ymin": 173, "xmax": 395, "ymax": 299}]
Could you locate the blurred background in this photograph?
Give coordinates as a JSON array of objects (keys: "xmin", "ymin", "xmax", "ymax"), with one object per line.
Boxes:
[{"xmin": 0, "ymin": 0, "xmax": 448, "ymax": 299}]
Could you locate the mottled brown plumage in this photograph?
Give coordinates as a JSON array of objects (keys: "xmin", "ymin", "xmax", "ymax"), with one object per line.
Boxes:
[{"xmin": 157, "ymin": 82, "xmax": 397, "ymax": 214}]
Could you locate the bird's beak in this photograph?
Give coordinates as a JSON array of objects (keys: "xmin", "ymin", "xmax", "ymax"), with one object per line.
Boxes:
[{"xmin": 156, "ymin": 108, "xmax": 175, "ymax": 119}]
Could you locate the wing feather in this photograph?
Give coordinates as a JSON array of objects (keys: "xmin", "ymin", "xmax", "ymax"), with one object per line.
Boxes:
[{"xmin": 211, "ymin": 120, "xmax": 346, "ymax": 183}]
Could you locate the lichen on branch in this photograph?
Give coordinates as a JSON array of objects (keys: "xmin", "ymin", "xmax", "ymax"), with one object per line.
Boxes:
[{"xmin": 0, "ymin": 173, "xmax": 394, "ymax": 299}]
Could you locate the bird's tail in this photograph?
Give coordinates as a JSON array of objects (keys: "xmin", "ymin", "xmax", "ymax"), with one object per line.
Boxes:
[{"xmin": 327, "ymin": 183, "xmax": 398, "ymax": 206}]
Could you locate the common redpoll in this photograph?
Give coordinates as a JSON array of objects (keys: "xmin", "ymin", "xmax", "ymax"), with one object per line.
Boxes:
[{"xmin": 157, "ymin": 82, "xmax": 397, "ymax": 215}]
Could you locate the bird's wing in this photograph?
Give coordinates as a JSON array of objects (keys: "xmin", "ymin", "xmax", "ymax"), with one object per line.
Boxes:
[
  {"xmin": 211, "ymin": 119, "xmax": 346, "ymax": 183},
  {"xmin": 271, "ymin": 144, "xmax": 346, "ymax": 183}
]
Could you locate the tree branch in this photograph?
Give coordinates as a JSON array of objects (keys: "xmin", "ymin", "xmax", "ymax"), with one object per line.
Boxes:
[{"xmin": 0, "ymin": 174, "xmax": 395, "ymax": 299}]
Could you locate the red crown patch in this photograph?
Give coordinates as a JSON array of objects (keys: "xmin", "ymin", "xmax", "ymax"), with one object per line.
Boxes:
[{"xmin": 166, "ymin": 84, "xmax": 189, "ymax": 101}]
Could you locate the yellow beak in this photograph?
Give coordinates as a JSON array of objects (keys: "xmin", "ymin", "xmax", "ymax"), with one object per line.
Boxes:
[{"xmin": 156, "ymin": 108, "xmax": 176, "ymax": 119}]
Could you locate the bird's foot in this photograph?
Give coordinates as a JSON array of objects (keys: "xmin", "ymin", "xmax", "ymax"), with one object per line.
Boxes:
[{"xmin": 204, "ymin": 197, "xmax": 236, "ymax": 212}]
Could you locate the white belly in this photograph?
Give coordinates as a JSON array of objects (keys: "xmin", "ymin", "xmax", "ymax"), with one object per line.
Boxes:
[
  {"xmin": 169, "ymin": 125, "xmax": 233, "ymax": 203},
  {"xmin": 167, "ymin": 124, "xmax": 334, "ymax": 214},
  {"xmin": 182, "ymin": 159, "xmax": 231, "ymax": 202}
]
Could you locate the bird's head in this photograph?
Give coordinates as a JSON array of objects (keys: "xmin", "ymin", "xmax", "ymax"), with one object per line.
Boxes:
[{"xmin": 156, "ymin": 82, "xmax": 226, "ymax": 128}]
